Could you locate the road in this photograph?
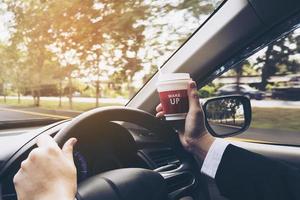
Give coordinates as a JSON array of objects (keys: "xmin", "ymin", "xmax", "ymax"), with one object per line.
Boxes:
[
  {"xmin": 208, "ymin": 123, "xmax": 300, "ymax": 145},
  {"xmin": 0, "ymin": 105, "xmax": 78, "ymax": 121},
  {"xmin": 205, "ymin": 123, "xmax": 300, "ymax": 144},
  {"xmin": 250, "ymin": 99, "xmax": 300, "ymax": 109},
  {"xmin": 1, "ymin": 103, "xmax": 300, "ymax": 145},
  {"xmin": 234, "ymin": 128, "xmax": 300, "ymax": 145},
  {"xmin": 0, "ymin": 105, "xmax": 80, "ymax": 131},
  {"xmin": 210, "ymin": 123, "xmax": 242, "ymax": 135}
]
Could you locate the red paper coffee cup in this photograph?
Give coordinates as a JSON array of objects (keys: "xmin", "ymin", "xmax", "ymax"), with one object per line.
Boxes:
[{"xmin": 157, "ymin": 73, "xmax": 191, "ymax": 120}]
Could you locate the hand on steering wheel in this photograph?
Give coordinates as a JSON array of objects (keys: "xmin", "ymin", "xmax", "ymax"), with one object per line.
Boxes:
[
  {"xmin": 14, "ymin": 135, "xmax": 77, "ymax": 200},
  {"xmin": 13, "ymin": 106, "xmax": 172, "ymax": 200}
]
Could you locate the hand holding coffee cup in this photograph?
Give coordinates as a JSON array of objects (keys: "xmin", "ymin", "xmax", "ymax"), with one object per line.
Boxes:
[{"xmin": 156, "ymin": 77, "xmax": 214, "ymax": 158}]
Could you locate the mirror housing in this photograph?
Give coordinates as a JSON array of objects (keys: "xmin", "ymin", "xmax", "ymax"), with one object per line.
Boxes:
[{"xmin": 202, "ymin": 95, "xmax": 251, "ymax": 138}]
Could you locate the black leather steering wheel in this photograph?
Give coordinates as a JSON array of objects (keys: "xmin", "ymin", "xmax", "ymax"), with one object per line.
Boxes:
[{"xmin": 54, "ymin": 106, "xmax": 186, "ymax": 200}]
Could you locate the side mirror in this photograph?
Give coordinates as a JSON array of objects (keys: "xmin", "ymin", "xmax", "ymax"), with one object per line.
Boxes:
[{"xmin": 202, "ymin": 95, "xmax": 251, "ymax": 138}]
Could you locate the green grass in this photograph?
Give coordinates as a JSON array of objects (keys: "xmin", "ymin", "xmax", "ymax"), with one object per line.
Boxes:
[
  {"xmin": 251, "ymin": 107, "xmax": 300, "ymax": 132},
  {"xmin": 0, "ymin": 98, "xmax": 122, "ymax": 112}
]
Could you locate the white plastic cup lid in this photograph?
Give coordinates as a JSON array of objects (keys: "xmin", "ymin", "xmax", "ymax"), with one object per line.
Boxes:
[{"xmin": 158, "ymin": 73, "xmax": 190, "ymax": 83}]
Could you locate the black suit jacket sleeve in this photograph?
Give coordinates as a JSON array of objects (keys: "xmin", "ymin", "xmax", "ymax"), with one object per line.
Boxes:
[{"xmin": 214, "ymin": 144, "xmax": 300, "ymax": 200}]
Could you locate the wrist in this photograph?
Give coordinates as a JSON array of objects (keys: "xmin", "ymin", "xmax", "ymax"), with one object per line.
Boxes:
[
  {"xmin": 190, "ymin": 133, "xmax": 215, "ymax": 160},
  {"xmin": 35, "ymin": 184, "xmax": 76, "ymax": 200},
  {"xmin": 36, "ymin": 194, "xmax": 74, "ymax": 200}
]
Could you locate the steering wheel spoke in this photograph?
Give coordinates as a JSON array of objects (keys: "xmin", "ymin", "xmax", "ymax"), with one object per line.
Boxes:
[{"xmin": 77, "ymin": 168, "xmax": 168, "ymax": 200}]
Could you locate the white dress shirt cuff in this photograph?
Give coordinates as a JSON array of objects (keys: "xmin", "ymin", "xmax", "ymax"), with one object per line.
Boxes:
[{"xmin": 200, "ymin": 138, "xmax": 230, "ymax": 179}]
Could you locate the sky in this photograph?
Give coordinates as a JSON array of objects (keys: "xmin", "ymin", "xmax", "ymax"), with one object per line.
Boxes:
[{"xmin": 0, "ymin": 2, "xmax": 15, "ymax": 44}]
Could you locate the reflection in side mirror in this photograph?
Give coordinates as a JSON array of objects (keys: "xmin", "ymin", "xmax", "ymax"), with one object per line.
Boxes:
[{"xmin": 203, "ymin": 95, "xmax": 251, "ymax": 137}]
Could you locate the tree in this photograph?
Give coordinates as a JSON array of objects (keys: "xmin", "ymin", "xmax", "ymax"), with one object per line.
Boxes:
[
  {"xmin": 0, "ymin": 53, "xmax": 10, "ymax": 102},
  {"xmin": 226, "ymin": 99, "xmax": 241, "ymax": 125},
  {"xmin": 1, "ymin": 0, "xmax": 225, "ymax": 109},
  {"xmin": 0, "ymin": 43, "xmax": 28, "ymax": 103},
  {"xmin": 234, "ymin": 63, "xmax": 243, "ymax": 92},
  {"xmin": 136, "ymin": 0, "xmax": 223, "ymax": 87},
  {"xmin": 255, "ymin": 30, "xmax": 300, "ymax": 91},
  {"xmin": 0, "ymin": 45, "xmax": 10, "ymax": 102},
  {"xmin": 6, "ymin": 0, "xmax": 65, "ymax": 106}
]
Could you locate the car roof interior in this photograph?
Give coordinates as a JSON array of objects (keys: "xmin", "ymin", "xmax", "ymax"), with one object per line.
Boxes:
[{"xmin": 127, "ymin": 0, "xmax": 300, "ymax": 113}]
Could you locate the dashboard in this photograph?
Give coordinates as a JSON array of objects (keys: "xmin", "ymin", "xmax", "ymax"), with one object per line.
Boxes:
[{"xmin": 0, "ymin": 120, "xmax": 204, "ymax": 200}]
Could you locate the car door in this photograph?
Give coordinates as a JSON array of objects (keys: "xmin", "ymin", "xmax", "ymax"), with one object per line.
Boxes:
[{"xmin": 199, "ymin": 25, "xmax": 300, "ymax": 200}]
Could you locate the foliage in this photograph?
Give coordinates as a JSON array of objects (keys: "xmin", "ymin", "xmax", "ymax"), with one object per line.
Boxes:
[
  {"xmin": 198, "ymin": 84, "xmax": 216, "ymax": 98},
  {"xmin": 254, "ymin": 31, "xmax": 300, "ymax": 90},
  {"xmin": 217, "ymin": 28, "xmax": 300, "ymax": 93},
  {"xmin": 0, "ymin": 0, "xmax": 222, "ymax": 108}
]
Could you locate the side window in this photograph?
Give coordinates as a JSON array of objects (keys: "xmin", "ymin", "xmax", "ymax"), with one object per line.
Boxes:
[{"xmin": 200, "ymin": 27, "xmax": 300, "ymax": 145}]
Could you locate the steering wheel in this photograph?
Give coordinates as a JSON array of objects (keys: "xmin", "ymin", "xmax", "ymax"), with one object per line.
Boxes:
[{"xmin": 54, "ymin": 106, "xmax": 187, "ymax": 200}]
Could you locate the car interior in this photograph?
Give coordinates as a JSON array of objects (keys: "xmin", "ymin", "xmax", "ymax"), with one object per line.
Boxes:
[{"xmin": 1, "ymin": 0, "xmax": 300, "ymax": 200}]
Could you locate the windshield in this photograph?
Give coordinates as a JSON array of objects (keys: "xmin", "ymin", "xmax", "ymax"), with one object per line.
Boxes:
[{"xmin": 0, "ymin": 0, "xmax": 223, "ymax": 125}]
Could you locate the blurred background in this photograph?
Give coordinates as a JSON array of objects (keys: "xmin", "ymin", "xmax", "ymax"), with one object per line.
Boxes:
[
  {"xmin": 0, "ymin": 0, "xmax": 299, "ymax": 145},
  {"xmin": 0, "ymin": 0, "xmax": 222, "ymax": 110}
]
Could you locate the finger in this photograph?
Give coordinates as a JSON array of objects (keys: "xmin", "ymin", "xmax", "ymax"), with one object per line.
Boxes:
[
  {"xmin": 13, "ymin": 170, "xmax": 22, "ymax": 186},
  {"xmin": 62, "ymin": 138, "xmax": 77, "ymax": 162},
  {"xmin": 155, "ymin": 111, "xmax": 165, "ymax": 118},
  {"xmin": 20, "ymin": 160, "xmax": 28, "ymax": 170},
  {"xmin": 27, "ymin": 148, "xmax": 39, "ymax": 161},
  {"xmin": 36, "ymin": 134, "xmax": 59, "ymax": 150},
  {"xmin": 156, "ymin": 104, "xmax": 163, "ymax": 112},
  {"xmin": 187, "ymin": 81, "xmax": 201, "ymax": 110}
]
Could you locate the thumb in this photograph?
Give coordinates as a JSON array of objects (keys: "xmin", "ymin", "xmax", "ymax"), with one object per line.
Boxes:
[
  {"xmin": 62, "ymin": 138, "xmax": 77, "ymax": 162},
  {"xmin": 187, "ymin": 81, "xmax": 201, "ymax": 110}
]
